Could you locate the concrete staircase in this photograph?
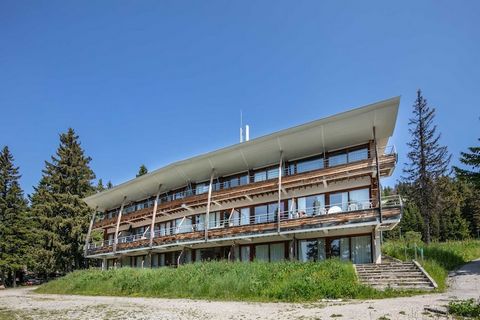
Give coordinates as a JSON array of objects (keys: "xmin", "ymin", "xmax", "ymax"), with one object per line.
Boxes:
[{"xmin": 355, "ymin": 261, "xmax": 437, "ymax": 291}]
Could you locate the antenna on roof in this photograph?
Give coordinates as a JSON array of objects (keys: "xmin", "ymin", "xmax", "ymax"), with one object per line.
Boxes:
[{"xmin": 239, "ymin": 111, "xmax": 251, "ymax": 143}]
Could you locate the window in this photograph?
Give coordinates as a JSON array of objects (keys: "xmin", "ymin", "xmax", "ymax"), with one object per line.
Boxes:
[
  {"xmin": 209, "ymin": 211, "xmax": 222, "ymax": 229},
  {"xmin": 254, "ymin": 171, "xmax": 267, "ymax": 182},
  {"xmin": 255, "ymin": 244, "xmax": 269, "ymax": 261},
  {"xmin": 240, "ymin": 208, "xmax": 250, "ymax": 225},
  {"xmin": 348, "ymin": 148, "xmax": 368, "ymax": 162},
  {"xmin": 330, "ymin": 238, "xmax": 350, "ymax": 261},
  {"xmin": 230, "ymin": 209, "xmax": 240, "ymax": 226},
  {"xmin": 254, "ymin": 203, "xmax": 277, "ymax": 223},
  {"xmin": 329, "ymin": 192, "xmax": 348, "ymax": 212},
  {"xmin": 351, "ymin": 235, "xmax": 372, "ymax": 264},
  {"xmin": 195, "ymin": 214, "xmax": 205, "ymax": 231},
  {"xmin": 297, "ymin": 194, "xmax": 326, "ymax": 216},
  {"xmin": 328, "ymin": 153, "xmax": 347, "ymax": 167},
  {"xmin": 196, "ymin": 183, "xmax": 208, "ymax": 194},
  {"xmin": 135, "ymin": 256, "xmax": 144, "ymax": 268},
  {"xmin": 241, "ymin": 246, "xmax": 250, "ymax": 262},
  {"xmin": 298, "ymin": 239, "xmax": 325, "ymax": 262},
  {"xmin": 349, "ymin": 188, "xmax": 370, "ymax": 210},
  {"xmin": 239, "ymin": 174, "xmax": 249, "ymax": 185},
  {"xmin": 270, "ymin": 243, "xmax": 285, "ymax": 262},
  {"xmin": 297, "ymin": 158, "xmax": 324, "ymax": 173}
]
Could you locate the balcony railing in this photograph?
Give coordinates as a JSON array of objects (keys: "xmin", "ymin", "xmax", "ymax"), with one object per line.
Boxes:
[
  {"xmin": 96, "ymin": 146, "xmax": 396, "ymax": 223},
  {"xmin": 87, "ymin": 195, "xmax": 402, "ymax": 252}
]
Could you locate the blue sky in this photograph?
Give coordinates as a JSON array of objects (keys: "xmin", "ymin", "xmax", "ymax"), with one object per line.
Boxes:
[{"xmin": 1, "ymin": 1, "xmax": 479, "ymax": 196}]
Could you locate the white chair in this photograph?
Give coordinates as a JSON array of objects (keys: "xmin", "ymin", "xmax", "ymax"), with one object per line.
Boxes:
[
  {"xmin": 328, "ymin": 206, "xmax": 342, "ymax": 214},
  {"xmin": 348, "ymin": 203, "xmax": 359, "ymax": 211}
]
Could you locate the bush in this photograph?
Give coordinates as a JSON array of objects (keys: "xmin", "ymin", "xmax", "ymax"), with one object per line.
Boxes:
[{"xmin": 448, "ymin": 299, "xmax": 480, "ymax": 318}]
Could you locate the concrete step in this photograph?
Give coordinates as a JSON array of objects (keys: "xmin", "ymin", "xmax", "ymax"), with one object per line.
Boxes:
[{"xmin": 355, "ymin": 262, "xmax": 435, "ymax": 291}]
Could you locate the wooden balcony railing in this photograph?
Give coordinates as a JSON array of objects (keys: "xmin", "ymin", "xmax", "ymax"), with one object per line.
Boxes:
[{"xmin": 86, "ymin": 195, "xmax": 402, "ymax": 256}]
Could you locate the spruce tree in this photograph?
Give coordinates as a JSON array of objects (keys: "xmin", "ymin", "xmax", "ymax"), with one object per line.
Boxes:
[
  {"xmin": 403, "ymin": 90, "xmax": 451, "ymax": 243},
  {"xmin": 0, "ymin": 146, "xmax": 30, "ymax": 287},
  {"xmin": 137, "ymin": 164, "xmax": 148, "ymax": 177},
  {"xmin": 30, "ymin": 128, "xmax": 95, "ymax": 273},
  {"xmin": 96, "ymin": 179, "xmax": 105, "ymax": 192},
  {"xmin": 106, "ymin": 180, "xmax": 113, "ymax": 189},
  {"xmin": 454, "ymin": 138, "xmax": 480, "ymax": 188}
]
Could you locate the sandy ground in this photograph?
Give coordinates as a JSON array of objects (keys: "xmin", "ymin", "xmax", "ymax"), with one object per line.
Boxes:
[{"xmin": 0, "ymin": 260, "xmax": 479, "ymax": 320}]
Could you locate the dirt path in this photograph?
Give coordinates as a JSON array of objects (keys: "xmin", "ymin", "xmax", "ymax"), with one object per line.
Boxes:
[{"xmin": 1, "ymin": 260, "xmax": 479, "ymax": 320}]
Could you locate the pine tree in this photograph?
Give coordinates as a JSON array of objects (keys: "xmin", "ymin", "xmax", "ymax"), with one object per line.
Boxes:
[
  {"xmin": 454, "ymin": 138, "xmax": 480, "ymax": 188},
  {"xmin": 0, "ymin": 146, "xmax": 30, "ymax": 287},
  {"xmin": 403, "ymin": 90, "xmax": 451, "ymax": 243},
  {"xmin": 437, "ymin": 177, "xmax": 470, "ymax": 241},
  {"xmin": 30, "ymin": 128, "xmax": 95, "ymax": 274},
  {"xmin": 96, "ymin": 179, "xmax": 105, "ymax": 192},
  {"xmin": 137, "ymin": 164, "xmax": 148, "ymax": 177},
  {"xmin": 106, "ymin": 181, "xmax": 113, "ymax": 189}
]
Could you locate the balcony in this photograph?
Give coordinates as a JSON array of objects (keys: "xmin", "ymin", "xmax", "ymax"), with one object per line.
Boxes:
[
  {"xmin": 92, "ymin": 146, "xmax": 397, "ymax": 230},
  {"xmin": 86, "ymin": 195, "xmax": 402, "ymax": 256}
]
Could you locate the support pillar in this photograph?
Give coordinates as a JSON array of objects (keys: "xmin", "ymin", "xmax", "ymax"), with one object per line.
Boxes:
[
  {"xmin": 113, "ymin": 197, "xmax": 127, "ymax": 254},
  {"xmin": 373, "ymin": 126, "xmax": 383, "ymax": 223},
  {"xmin": 373, "ymin": 228, "xmax": 382, "ymax": 264},
  {"xmin": 149, "ymin": 185, "xmax": 162, "ymax": 248},
  {"xmin": 84, "ymin": 206, "xmax": 98, "ymax": 257},
  {"xmin": 204, "ymin": 169, "xmax": 215, "ymax": 241},
  {"xmin": 102, "ymin": 257, "xmax": 107, "ymax": 271},
  {"xmin": 277, "ymin": 152, "xmax": 283, "ymax": 233}
]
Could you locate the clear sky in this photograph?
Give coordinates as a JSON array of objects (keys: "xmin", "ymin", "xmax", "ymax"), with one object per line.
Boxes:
[{"xmin": 1, "ymin": 1, "xmax": 479, "ymax": 196}]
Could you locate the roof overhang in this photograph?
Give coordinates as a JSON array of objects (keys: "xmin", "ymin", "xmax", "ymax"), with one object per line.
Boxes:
[{"xmin": 84, "ymin": 96, "xmax": 400, "ymax": 211}]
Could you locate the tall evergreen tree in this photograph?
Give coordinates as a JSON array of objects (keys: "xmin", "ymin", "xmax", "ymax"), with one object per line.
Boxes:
[
  {"xmin": 106, "ymin": 180, "xmax": 113, "ymax": 189},
  {"xmin": 454, "ymin": 138, "xmax": 480, "ymax": 188},
  {"xmin": 403, "ymin": 90, "xmax": 451, "ymax": 243},
  {"xmin": 30, "ymin": 128, "xmax": 95, "ymax": 273},
  {"xmin": 137, "ymin": 164, "xmax": 148, "ymax": 177},
  {"xmin": 96, "ymin": 179, "xmax": 105, "ymax": 192},
  {"xmin": 0, "ymin": 146, "xmax": 30, "ymax": 287}
]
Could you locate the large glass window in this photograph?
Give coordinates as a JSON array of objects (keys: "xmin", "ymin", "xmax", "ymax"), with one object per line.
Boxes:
[
  {"xmin": 330, "ymin": 238, "xmax": 350, "ymax": 261},
  {"xmin": 270, "ymin": 243, "xmax": 285, "ymax": 262},
  {"xmin": 297, "ymin": 158, "xmax": 324, "ymax": 173},
  {"xmin": 351, "ymin": 235, "xmax": 372, "ymax": 264},
  {"xmin": 298, "ymin": 239, "xmax": 326, "ymax": 262},
  {"xmin": 209, "ymin": 211, "xmax": 222, "ymax": 229},
  {"xmin": 239, "ymin": 174, "xmax": 249, "ymax": 186},
  {"xmin": 255, "ymin": 244, "xmax": 269, "ymax": 261},
  {"xmin": 240, "ymin": 208, "xmax": 250, "ymax": 225},
  {"xmin": 241, "ymin": 246, "xmax": 250, "ymax": 262},
  {"xmin": 329, "ymin": 192, "xmax": 348, "ymax": 212},
  {"xmin": 328, "ymin": 153, "xmax": 347, "ymax": 167},
  {"xmin": 254, "ymin": 203, "xmax": 277, "ymax": 223},
  {"xmin": 195, "ymin": 214, "xmax": 205, "ymax": 231},
  {"xmin": 348, "ymin": 148, "xmax": 368, "ymax": 162},
  {"xmin": 254, "ymin": 171, "xmax": 267, "ymax": 182},
  {"xmin": 349, "ymin": 188, "xmax": 370, "ymax": 211},
  {"xmin": 297, "ymin": 194, "xmax": 326, "ymax": 216}
]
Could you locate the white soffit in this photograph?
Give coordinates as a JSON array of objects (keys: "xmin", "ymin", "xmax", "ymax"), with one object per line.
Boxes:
[{"xmin": 84, "ymin": 96, "xmax": 400, "ymax": 211}]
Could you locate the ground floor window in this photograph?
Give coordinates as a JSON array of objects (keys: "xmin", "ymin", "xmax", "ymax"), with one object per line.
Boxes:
[{"xmin": 298, "ymin": 234, "xmax": 372, "ymax": 263}]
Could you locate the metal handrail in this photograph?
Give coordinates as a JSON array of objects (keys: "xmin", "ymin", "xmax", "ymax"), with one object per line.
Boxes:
[{"xmin": 88, "ymin": 195, "xmax": 401, "ymax": 249}]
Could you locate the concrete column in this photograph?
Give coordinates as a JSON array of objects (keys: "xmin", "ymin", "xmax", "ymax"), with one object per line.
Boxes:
[
  {"xmin": 102, "ymin": 258, "xmax": 107, "ymax": 270},
  {"xmin": 374, "ymin": 229, "xmax": 382, "ymax": 264}
]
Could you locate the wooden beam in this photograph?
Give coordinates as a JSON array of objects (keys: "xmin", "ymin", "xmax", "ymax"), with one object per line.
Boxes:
[
  {"xmin": 149, "ymin": 186, "xmax": 162, "ymax": 248},
  {"xmin": 113, "ymin": 197, "xmax": 127, "ymax": 254},
  {"xmin": 204, "ymin": 169, "xmax": 215, "ymax": 241},
  {"xmin": 84, "ymin": 206, "xmax": 98, "ymax": 256}
]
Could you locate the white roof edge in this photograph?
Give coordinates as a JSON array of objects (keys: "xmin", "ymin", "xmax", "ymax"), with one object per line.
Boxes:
[{"xmin": 84, "ymin": 96, "xmax": 400, "ymax": 210}]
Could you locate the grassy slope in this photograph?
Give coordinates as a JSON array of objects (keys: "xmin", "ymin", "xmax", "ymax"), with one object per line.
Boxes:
[
  {"xmin": 383, "ymin": 239, "xmax": 480, "ymax": 290},
  {"xmin": 36, "ymin": 259, "xmax": 417, "ymax": 302}
]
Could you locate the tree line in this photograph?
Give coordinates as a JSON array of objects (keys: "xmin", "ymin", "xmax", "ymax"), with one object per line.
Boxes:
[
  {"xmin": 0, "ymin": 129, "xmax": 148, "ymax": 287},
  {"xmin": 0, "ymin": 90, "xmax": 478, "ymax": 287}
]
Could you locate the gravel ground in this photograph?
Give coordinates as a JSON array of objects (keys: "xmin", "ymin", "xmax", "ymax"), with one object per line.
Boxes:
[{"xmin": 0, "ymin": 259, "xmax": 479, "ymax": 320}]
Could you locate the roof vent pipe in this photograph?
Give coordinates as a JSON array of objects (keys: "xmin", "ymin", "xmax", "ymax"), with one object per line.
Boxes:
[{"xmin": 245, "ymin": 125, "xmax": 250, "ymax": 141}]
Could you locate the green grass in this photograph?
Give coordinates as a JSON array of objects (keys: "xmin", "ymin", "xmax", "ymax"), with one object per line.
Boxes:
[
  {"xmin": 383, "ymin": 239, "xmax": 480, "ymax": 290},
  {"xmin": 36, "ymin": 259, "xmax": 419, "ymax": 302}
]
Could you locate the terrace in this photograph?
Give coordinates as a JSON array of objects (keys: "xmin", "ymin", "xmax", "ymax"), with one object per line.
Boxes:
[
  {"xmin": 86, "ymin": 194, "xmax": 402, "ymax": 256},
  {"xmin": 91, "ymin": 145, "xmax": 397, "ymax": 230}
]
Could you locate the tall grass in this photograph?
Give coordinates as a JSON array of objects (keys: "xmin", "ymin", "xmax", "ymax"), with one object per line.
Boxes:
[
  {"xmin": 36, "ymin": 259, "xmax": 410, "ymax": 302},
  {"xmin": 383, "ymin": 239, "xmax": 480, "ymax": 290}
]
